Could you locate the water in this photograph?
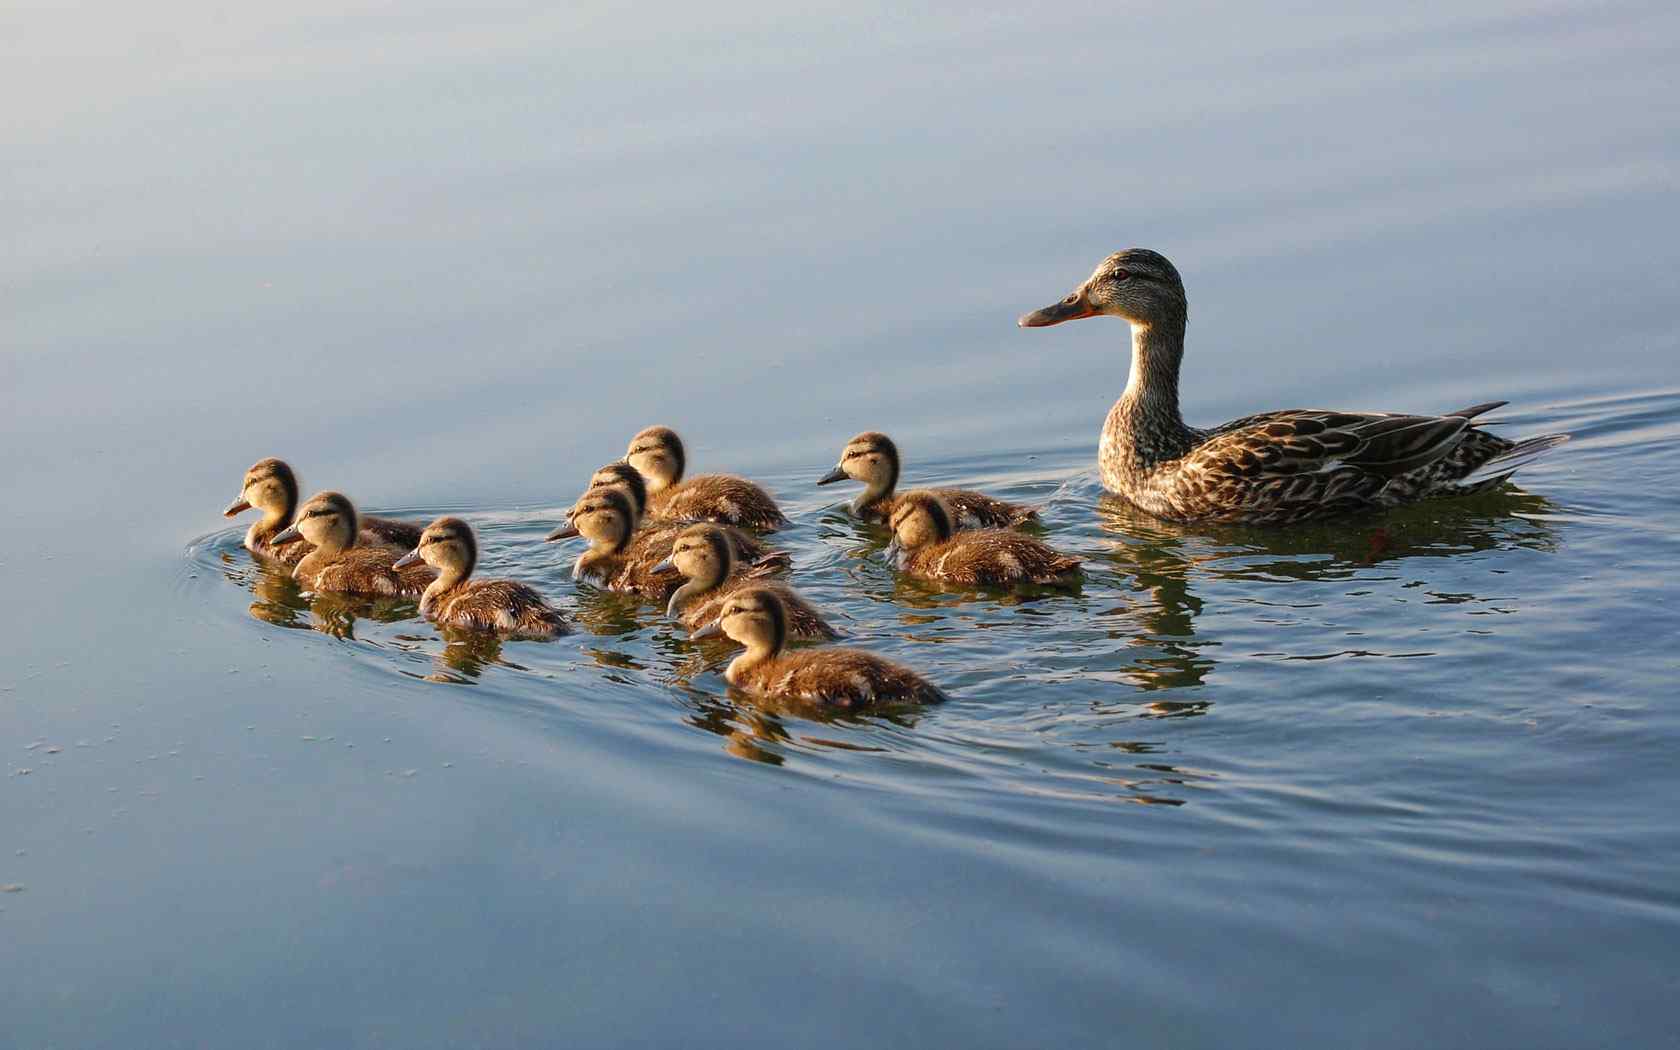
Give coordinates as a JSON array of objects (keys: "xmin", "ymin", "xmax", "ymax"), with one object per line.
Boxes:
[{"xmin": 5, "ymin": 2, "xmax": 1680, "ymax": 1046}]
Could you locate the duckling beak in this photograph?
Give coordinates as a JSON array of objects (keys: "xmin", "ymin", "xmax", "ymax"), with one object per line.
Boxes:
[
  {"xmin": 650, "ymin": 557, "xmax": 676, "ymax": 575},
  {"xmin": 884, "ymin": 538, "xmax": 901, "ymax": 563},
  {"xmin": 392, "ymin": 549, "xmax": 422, "ymax": 570},
  {"xmin": 817, "ymin": 466, "xmax": 848, "ymax": 486},
  {"xmin": 1018, "ymin": 290, "xmax": 1097, "ymax": 328},
  {"xmin": 271, "ymin": 524, "xmax": 304, "ymax": 546},
  {"xmin": 223, "ymin": 496, "xmax": 252, "ymax": 517},
  {"xmin": 545, "ymin": 523, "xmax": 580, "ymax": 542},
  {"xmin": 690, "ymin": 622, "xmax": 723, "ymax": 641}
]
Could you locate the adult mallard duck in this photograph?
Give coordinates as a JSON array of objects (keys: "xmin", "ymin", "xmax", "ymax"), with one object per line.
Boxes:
[
  {"xmin": 624, "ymin": 426, "xmax": 788, "ymax": 530},
  {"xmin": 655, "ymin": 523, "xmax": 837, "ymax": 640},
  {"xmin": 817, "ymin": 431, "xmax": 1037, "ymax": 528},
  {"xmin": 393, "ymin": 517, "xmax": 568, "ymax": 638},
  {"xmin": 887, "ymin": 491, "xmax": 1081, "ymax": 587},
  {"xmin": 1018, "ymin": 249, "xmax": 1569, "ymax": 525},
  {"xmin": 272, "ymin": 492, "xmax": 434, "ymax": 597},
  {"xmin": 692, "ymin": 588, "xmax": 945, "ymax": 710},
  {"xmin": 223, "ymin": 458, "xmax": 422, "ymax": 563}
]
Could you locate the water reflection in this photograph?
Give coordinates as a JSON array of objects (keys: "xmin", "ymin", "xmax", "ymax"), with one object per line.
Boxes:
[{"xmin": 237, "ymin": 557, "xmax": 418, "ymax": 638}]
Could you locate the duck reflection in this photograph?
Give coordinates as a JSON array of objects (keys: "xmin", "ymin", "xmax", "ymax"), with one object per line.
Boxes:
[
  {"xmin": 243, "ymin": 559, "xmax": 418, "ymax": 638},
  {"xmin": 1093, "ymin": 486, "xmax": 1561, "ymax": 691}
]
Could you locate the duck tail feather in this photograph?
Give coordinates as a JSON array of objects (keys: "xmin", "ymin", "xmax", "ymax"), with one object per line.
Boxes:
[{"xmin": 1464, "ymin": 433, "xmax": 1570, "ymax": 484}]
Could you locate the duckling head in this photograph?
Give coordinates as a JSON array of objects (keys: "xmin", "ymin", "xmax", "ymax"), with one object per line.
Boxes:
[
  {"xmin": 394, "ymin": 516, "xmax": 476, "ymax": 580},
  {"xmin": 625, "ymin": 426, "xmax": 685, "ymax": 492},
  {"xmin": 586, "ymin": 460, "xmax": 648, "ymax": 523},
  {"xmin": 692, "ymin": 586, "xmax": 788, "ymax": 657},
  {"xmin": 225, "ymin": 457, "xmax": 299, "ymax": 521},
  {"xmin": 654, "ymin": 523, "xmax": 736, "ymax": 615},
  {"xmin": 273, "ymin": 491, "xmax": 358, "ymax": 553},
  {"xmin": 888, "ymin": 490, "xmax": 955, "ymax": 554},
  {"xmin": 566, "ymin": 486, "xmax": 636, "ymax": 553},
  {"xmin": 1018, "ymin": 248, "xmax": 1187, "ymax": 329},
  {"xmin": 818, "ymin": 432, "xmax": 899, "ymax": 507}
]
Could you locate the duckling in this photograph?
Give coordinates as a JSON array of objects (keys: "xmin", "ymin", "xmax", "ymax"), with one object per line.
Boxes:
[
  {"xmin": 625, "ymin": 426, "xmax": 788, "ymax": 529},
  {"xmin": 393, "ymin": 517, "xmax": 569, "ymax": 638},
  {"xmin": 544, "ymin": 486, "xmax": 687, "ymax": 600},
  {"xmin": 692, "ymin": 588, "xmax": 945, "ymax": 710},
  {"xmin": 656, "ymin": 523, "xmax": 838, "ymax": 640},
  {"xmin": 818, "ymin": 431, "xmax": 1038, "ymax": 528},
  {"xmin": 888, "ymin": 490, "xmax": 1081, "ymax": 586},
  {"xmin": 271, "ymin": 491, "xmax": 435, "ymax": 597},
  {"xmin": 569, "ymin": 460, "xmax": 650, "ymax": 523},
  {"xmin": 223, "ymin": 457, "xmax": 422, "ymax": 563}
]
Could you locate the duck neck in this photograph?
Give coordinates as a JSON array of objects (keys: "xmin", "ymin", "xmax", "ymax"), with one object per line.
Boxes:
[
  {"xmin": 854, "ymin": 458, "xmax": 899, "ymax": 515},
  {"xmin": 253, "ymin": 498, "xmax": 294, "ymax": 544},
  {"xmin": 424, "ymin": 562, "xmax": 468, "ymax": 610},
  {"xmin": 1110, "ymin": 317, "xmax": 1195, "ymax": 464},
  {"xmin": 670, "ymin": 558, "xmax": 726, "ymax": 614},
  {"xmin": 725, "ymin": 638, "xmax": 777, "ymax": 683}
]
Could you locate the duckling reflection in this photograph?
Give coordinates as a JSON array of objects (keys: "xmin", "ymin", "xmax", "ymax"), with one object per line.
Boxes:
[
  {"xmin": 223, "ymin": 457, "xmax": 421, "ymax": 563},
  {"xmin": 818, "ymin": 431, "xmax": 1038, "ymax": 528},
  {"xmin": 624, "ymin": 425, "xmax": 788, "ymax": 529}
]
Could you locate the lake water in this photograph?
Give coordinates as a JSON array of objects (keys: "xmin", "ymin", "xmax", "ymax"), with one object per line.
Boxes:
[{"xmin": 5, "ymin": 2, "xmax": 1680, "ymax": 1046}]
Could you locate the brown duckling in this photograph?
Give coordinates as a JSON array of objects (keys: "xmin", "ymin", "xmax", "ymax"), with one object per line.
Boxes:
[
  {"xmin": 888, "ymin": 491, "xmax": 1081, "ymax": 587},
  {"xmin": 393, "ymin": 517, "xmax": 568, "ymax": 638},
  {"xmin": 272, "ymin": 491, "xmax": 435, "ymax": 597},
  {"xmin": 655, "ymin": 523, "xmax": 838, "ymax": 640},
  {"xmin": 625, "ymin": 426, "xmax": 788, "ymax": 529},
  {"xmin": 819, "ymin": 431, "xmax": 1038, "ymax": 528},
  {"xmin": 692, "ymin": 588, "xmax": 946, "ymax": 710},
  {"xmin": 223, "ymin": 457, "xmax": 422, "ymax": 563},
  {"xmin": 544, "ymin": 486, "xmax": 689, "ymax": 601}
]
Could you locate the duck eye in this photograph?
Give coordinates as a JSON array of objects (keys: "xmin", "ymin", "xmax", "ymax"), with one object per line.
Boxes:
[{"xmin": 1112, "ymin": 269, "xmax": 1131, "ymax": 281}]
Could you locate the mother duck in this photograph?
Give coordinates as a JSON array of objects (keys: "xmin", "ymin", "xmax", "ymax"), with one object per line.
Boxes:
[{"xmin": 1019, "ymin": 249, "xmax": 1568, "ymax": 525}]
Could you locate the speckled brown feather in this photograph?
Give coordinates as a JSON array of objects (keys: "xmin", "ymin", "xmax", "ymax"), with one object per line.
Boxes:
[
  {"xmin": 729, "ymin": 649, "xmax": 947, "ymax": 711},
  {"xmin": 651, "ymin": 474, "xmax": 788, "ymax": 530},
  {"xmin": 425, "ymin": 579, "xmax": 568, "ymax": 638},
  {"xmin": 578, "ymin": 523, "xmax": 781, "ymax": 600},
  {"xmin": 901, "ymin": 531, "xmax": 1082, "ymax": 586},
  {"xmin": 859, "ymin": 489, "xmax": 1038, "ymax": 530},
  {"xmin": 295, "ymin": 547, "xmax": 434, "ymax": 598}
]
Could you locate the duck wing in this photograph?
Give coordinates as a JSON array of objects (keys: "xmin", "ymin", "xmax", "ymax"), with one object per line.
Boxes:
[{"xmin": 1195, "ymin": 409, "xmax": 1471, "ymax": 481}]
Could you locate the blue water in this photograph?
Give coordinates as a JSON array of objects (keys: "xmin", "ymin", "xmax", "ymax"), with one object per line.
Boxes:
[{"xmin": 5, "ymin": 3, "xmax": 1680, "ymax": 1047}]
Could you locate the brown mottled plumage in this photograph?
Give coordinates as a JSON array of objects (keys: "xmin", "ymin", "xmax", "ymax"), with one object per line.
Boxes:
[
  {"xmin": 693, "ymin": 588, "xmax": 945, "ymax": 710},
  {"xmin": 561, "ymin": 460, "xmax": 766, "ymax": 563},
  {"xmin": 223, "ymin": 457, "xmax": 422, "ymax": 564},
  {"xmin": 659, "ymin": 523, "xmax": 837, "ymax": 640},
  {"xmin": 273, "ymin": 492, "xmax": 434, "ymax": 597},
  {"xmin": 394, "ymin": 517, "xmax": 568, "ymax": 638},
  {"xmin": 626, "ymin": 426, "xmax": 788, "ymax": 529},
  {"xmin": 550, "ymin": 487, "xmax": 784, "ymax": 601},
  {"xmin": 889, "ymin": 491, "xmax": 1081, "ymax": 586},
  {"xmin": 1019, "ymin": 249, "xmax": 1569, "ymax": 524},
  {"xmin": 818, "ymin": 431, "xmax": 1038, "ymax": 528}
]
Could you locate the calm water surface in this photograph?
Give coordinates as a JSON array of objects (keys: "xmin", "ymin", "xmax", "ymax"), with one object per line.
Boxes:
[{"xmin": 5, "ymin": 2, "xmax": 1680, "ymax": 1047}]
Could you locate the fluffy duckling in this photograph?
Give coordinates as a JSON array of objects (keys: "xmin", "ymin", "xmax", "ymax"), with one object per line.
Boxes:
[
  {"xmin": 545, "ymin": 486, "xmax": 689, "ymax": 600},
  {"xmin": 568, "ymin": 460, "xmax": 650, "ymax": 524},
  {"xmin": 625, "ymin": 426, "xmax": 788, "ymax": 529},
  {"xmin": 656, "ymin": 523, "xmax": 838, "ymax": 640},
  {"xmin": 888, "ymin": 491, "xmax": 1081, "ymax": 586},
  {"xmin": 272, "ymin": 491, "xmax": 435, "ymax": 597},
  {"xmin": 693, "ymin": 588, "xmax": 945, "ymax": 710},
  {"xmin": 224, "ymin": 457, "xmax": 422, "ymax": 563},
  {"xmin": 393, "ymin": 517, "xmax": 569, "ymax": 638},
  {"xmin": 819, "ymin": 432, "xmax": 1038, "ymax": 528}
]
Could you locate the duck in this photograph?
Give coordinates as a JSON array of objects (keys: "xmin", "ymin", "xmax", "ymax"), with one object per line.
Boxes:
[
  {"xmin": 692, "ymin": 587, "xmax": 946, "ymax": 710},
  {"xmin": 549, "ymin": 486, "xmax": 785, "ymax": 601},
  {"xmin": 223, "ymin": 457, "xmax": 423, "ymax": 563},
  {"xmin": 624, "ymin": 426, "xmax": 788, "ymax": 529},
  {"xmin": 1017, "ymin": 249, "xmax": 1570, "ymax": 525},
  {"xmin": 656, "ymin": 523, "xmax": 838, "ymax": 640},
  {"xmin": 271, "ymin": 491, "xmax": 435, "ymax": 597},
  {"xmin": 393, "ymin": 517, "xmax": 569, "ymax": 638},
  {"xmin": 818, "ymin": 431, "xmax": 1038, "ymax": 528},
  {"xmin": 888, "ymin": 491, "xmax": 1081, "ymax": 586}
]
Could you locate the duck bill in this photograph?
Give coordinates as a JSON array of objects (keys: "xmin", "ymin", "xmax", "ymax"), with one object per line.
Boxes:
[
  {"xmin": 223, "ymin": 496, "xmax": 252, "ymax": 517},
  {"xmin": 392, "ymin": 549, "xmax": 422, "ymax": 570},
  {"xmin": 690, "ymin": 622, "xmax": 723, "ymax": 640},
  {"xmin": 1018, "ymin": 292, "xmax": 1097, "ymax": 328},
  {"xmin": 270, "ymin": 524, "xmax": 304, "ymax": 546},
  {"xmin": 817, "ymin": 466, "xmax": 848, "ymax": 486},
  {"xmin": 545, "ymin": 523, "xmax": 580, "ymax": 541},
  {"xmin": 650, "ymin": 558, "xmax": 675, "ymax": 574}
]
